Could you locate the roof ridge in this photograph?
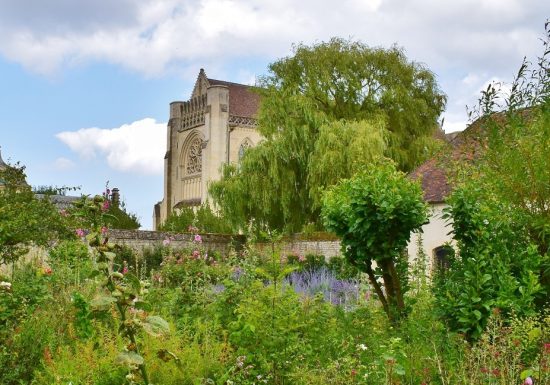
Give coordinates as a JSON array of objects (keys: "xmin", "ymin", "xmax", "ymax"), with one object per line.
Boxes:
[{"xmin": 207, "ymin": 77, "xmax": 256, "ymax": 88}]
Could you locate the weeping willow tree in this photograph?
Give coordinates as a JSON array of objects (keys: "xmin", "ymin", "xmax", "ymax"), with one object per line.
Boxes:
[{"xmin": 210, "ymin": 38, "xmax": 446, "ymax": 233}]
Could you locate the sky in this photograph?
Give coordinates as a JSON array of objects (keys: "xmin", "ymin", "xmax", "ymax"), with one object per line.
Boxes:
[{"xmin": 0, "ymin": 0, "xmax": 548, "ymax": 229}]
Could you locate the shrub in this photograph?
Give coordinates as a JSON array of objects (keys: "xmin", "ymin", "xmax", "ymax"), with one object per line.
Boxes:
[
  {"xmin": 322, "ymin": 161, "xmax": 428, "ymax": 321},
  {"xmin": 435, "ymin": 185, "xmax": 543, "ymax": 339}
]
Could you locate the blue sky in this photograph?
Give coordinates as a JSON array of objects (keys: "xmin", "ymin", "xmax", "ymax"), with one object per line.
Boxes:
[{"xmin": 0, "ymin": 0, "xmax": 548, "ymax": 229}]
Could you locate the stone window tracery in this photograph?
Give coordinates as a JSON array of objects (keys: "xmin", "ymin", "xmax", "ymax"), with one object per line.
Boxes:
[
  {"xmin": 185, "ymin": 136, "xmax": 202, "ymax": 175},
  {"xmin": 238, "ymin": 139, "xmax": 252, "ymax": 162}
]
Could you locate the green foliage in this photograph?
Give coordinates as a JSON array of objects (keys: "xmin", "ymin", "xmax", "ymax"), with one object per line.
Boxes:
[
  {"xmin": 71, "ymin": 194, "xmax": 170, "ymax": 385},
  {"xmin": 309, "ymin": 118, "xmax": 387, "ymax": 208},
  {"xmin": 0, "ymin": 163, "xmax": 72, "ymax": 264},
  {"xmin": 105, "ymin": 203, "xmax": 141, "ymax": 230},
  {"xmin": 72, "ymin": 292, "xmax": 94, "ymax": 339},
  {"xmin": 211, "ymin": 38, "xmax": 446, "ymax": 233},
  {"xmin": 48, "ymin": 239, "xmax": 92, "ymax": 288},
  {"xmin": 32, "ymin": 184, "xmax": 80, "ymax": 196},
  {"xmin": 451, "ymin": 311, "xmax": 550, "ymax": 385},
  {"xmin": 0, "ymin": 264, "xmax": 77, "ymax": 385},
  {"xmin": 1, "ymin": 230, "xmax": 548, "ymax": 384},
  {"xmin": 160, "ymin": 203, "xmax": 233, "ymax": 233},
  {"xmin": 436, "ymin": 22, "xmax": 550, "ymax": 339},
  {"xmin": 322, "ymin": 161, "xmax": 428, "ymax": 320},
  {"xmin": 435, "ymin": 185, "xmax": 543, "ymax": 339}
]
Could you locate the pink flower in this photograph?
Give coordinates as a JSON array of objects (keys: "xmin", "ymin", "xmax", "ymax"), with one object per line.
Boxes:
[
  {"xmin": 122, "ymin": 261, "xmax": 128, "ymax": 274},
  {"xmin": 194, "ymin": 234, "xmax": 202, "ymax": 243},
  {"xmin": 101, "ymin": 200, "xmax": 110, "ymax": 212},
  {"xmin": 162, "ymin": 238, "xmax": 171, "ymax": 246},
  {"xmin": 298, "ymin": 254, "xmax": 306, "ymax": 262},
  {"xmin": 524, "ymin": 377, "xmax": 533, "ymax": 385},
  {"xmin": 75, "ymin": 228, "xmax": 85, "ymax": 237},
  {"xmin": 101, "ymin": 226, "xmax": 108, "ymax": 234},
  {"xmin": 192, "ymin": 250, "xmax": 200, "ymax": 259}
]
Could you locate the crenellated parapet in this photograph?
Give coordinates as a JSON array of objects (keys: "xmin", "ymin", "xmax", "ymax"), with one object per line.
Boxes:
[{"xmin": 170, "ymin": 94, "xmax": 208, "ymax": 131}]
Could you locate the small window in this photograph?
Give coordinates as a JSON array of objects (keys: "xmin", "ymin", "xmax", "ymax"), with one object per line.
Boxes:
[
  {"xmin": 238, "ymin": 139, "xmax": 252, "ymax": 162},
  {"xmin": 433, "ymin": 245, "xmax": 453, "ymax": 271}
]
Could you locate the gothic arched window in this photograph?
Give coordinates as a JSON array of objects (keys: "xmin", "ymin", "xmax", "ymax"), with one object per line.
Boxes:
[
  {"xmin": 238, "ymin": 139, "xmax": 252, "ymax": 162},
  {"xmin": 185, "ymin": 136, "xmax": 202, "ymax": 175}
]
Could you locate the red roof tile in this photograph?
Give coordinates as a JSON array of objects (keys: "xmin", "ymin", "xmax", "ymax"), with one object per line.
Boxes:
[
  {"xmin": 410, "ymin": 111, "xmax": 520, "ymax": 203},
  {"xmin": 410, "ymin": 158, "xmax": 451, "ymax": 203},
  {"xmin": 207, "ymin": 78, "xmax": 261, "ymax": 118}
]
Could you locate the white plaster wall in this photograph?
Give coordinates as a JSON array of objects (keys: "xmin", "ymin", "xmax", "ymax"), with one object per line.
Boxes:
[{"xmin": 407, "ymin": 203, "xmax": 454, "ymax": 266}]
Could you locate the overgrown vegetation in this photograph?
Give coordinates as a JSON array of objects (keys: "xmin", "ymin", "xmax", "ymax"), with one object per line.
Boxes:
[
  {"xmin": 210, "ymin": 38, "xmax": 446, "ymax": 234},
  {"xmin": 159, "ymin": 203, "xmax": 232, "ymax": 234},
  {"xmin": 0, "ymin": 163, "xmax": 72, "ymax": 265},
  {"xmin": 434, "ymin": 21, "xmax": 550, "ymax": 340}
]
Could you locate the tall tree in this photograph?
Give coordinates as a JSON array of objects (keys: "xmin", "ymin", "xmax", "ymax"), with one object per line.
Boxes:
[
  {"xmin": 0, "ymin": 163, "xmax": 71, "ymax": 265},
  {"xmin": 210, "ymin": 38, "xmax": 446, "ymax": 233}
]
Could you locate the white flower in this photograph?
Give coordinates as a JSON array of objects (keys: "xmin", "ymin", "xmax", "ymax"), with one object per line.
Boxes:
[{"xmin": 358, "ymin": 343, "xmax": 368, "ymax": 351}]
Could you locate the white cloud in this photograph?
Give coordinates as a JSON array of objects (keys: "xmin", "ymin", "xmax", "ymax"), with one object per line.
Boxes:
[
  {"xmin": 0, "ymin": 0, "xmax": 546, "ymax": 77},
  {"xmin": 56, "ymin": 118, "xmax": 166, "ymax": 175},
  {"xmin": 0, "ymin": 0, "xmax": 548, "ymax": 132}
]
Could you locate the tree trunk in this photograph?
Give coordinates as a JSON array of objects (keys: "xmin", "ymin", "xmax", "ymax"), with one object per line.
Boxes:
[
  {"xmin": 365, "ymin": 264, "xmax": 389, "ymax": 316},
  {"xmin": 379, "ymin": 258, "xmax": 405, "ymax": 322}
]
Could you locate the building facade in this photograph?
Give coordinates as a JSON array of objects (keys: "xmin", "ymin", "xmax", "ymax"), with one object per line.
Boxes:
[{"xmin": 154, "ymin": 69, "xmax": 262, "ymax": 228}]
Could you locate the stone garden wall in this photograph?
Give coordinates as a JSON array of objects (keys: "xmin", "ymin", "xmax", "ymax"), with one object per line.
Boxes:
[
  {"xmin": 109, "ymin": 230, "xmax": 342, "ymax": 258},
  {"xmin": 109, "ymin": 229, "xmax": 246, "ymax": 255},
  {"xmin": 255, "ymin": 233, "xmax": 342, "ymax": 259}
]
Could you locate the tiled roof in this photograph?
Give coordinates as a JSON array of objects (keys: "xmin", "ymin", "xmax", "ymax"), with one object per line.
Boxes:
[
  {"xmin": 35, "ymin": 194, "xmax": 80, "ymax": 210},
  {"xmin": 410, "ymin": 117, "xmax": 492, "ymax": 203},
  {"xmin": 207, "ymin": 78, "xmax": 260, "ymax": 118},
  {"xmin": 409, "ymin": 158, "xmax": 451, "ymax": 203}
]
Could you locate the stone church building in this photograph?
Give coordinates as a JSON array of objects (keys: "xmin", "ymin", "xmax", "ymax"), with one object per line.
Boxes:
[{"xmin": 153, "ymin": 69, "xmax": 262, "ymax": 229}]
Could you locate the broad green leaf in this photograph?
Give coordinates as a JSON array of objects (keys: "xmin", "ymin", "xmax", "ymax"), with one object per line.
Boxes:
[
  {"xmin": 143, "ymin": 316, "xmax": 170, "ymax": 337},
  {"xmin": 124, "ymin": 273, "xmax": 142, "ymax": 293},
  {"xmin": 104, "ymin": 252, "xmax": 116, "ymax": 261},
  {"xmin": 133, "ymin": 300, "xmax": 152, "ymax": 312},
  {"xmin": 116, "ymin": 351, "xmax": 144, "ymax": 366}
]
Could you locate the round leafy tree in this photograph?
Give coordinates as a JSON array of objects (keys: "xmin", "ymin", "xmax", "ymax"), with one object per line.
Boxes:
[{"xmin": 322, "ymin": 161, "xmax": 428, "ymax": 320}]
